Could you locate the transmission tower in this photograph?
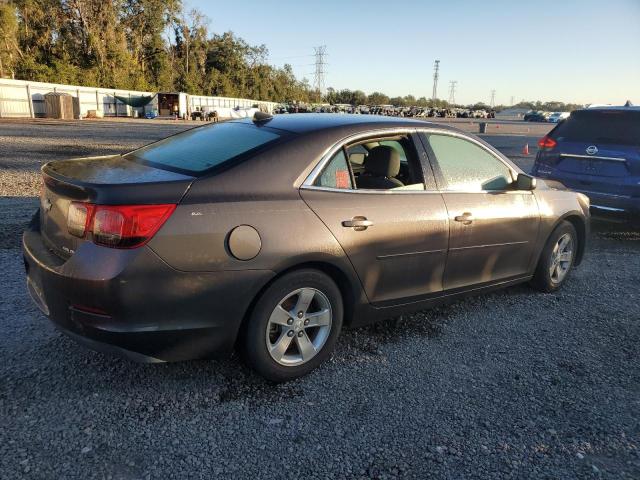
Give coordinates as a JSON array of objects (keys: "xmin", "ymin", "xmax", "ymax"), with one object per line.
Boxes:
[
  {"xmin": 448, "ymin": 81, "xmax": 457, "ymax": 105},
  {"xmin": 490, "ymin": 89, "xmax": 496, "ymax": 108},
  {"xmin": 313, "ymin": 46, "xmax": 327, "ymax": 95},
  {"xmin": 431, "ymin": 60, "xmax": 440, "ymax": 102}
]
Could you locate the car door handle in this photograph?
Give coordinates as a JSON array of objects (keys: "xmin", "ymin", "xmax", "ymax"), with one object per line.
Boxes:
[
  {"xmin": 454, "ymin": 212, "xmax": 474, "ymax": 225},
  {"xmin": 342, "ymin": 217, "xmax": 373, "ymax": 230}
]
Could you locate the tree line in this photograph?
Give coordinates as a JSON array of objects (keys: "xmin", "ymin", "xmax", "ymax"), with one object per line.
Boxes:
[
  {"xmin": 0, "ymin": 1, "xmax": 583, "ymax": 111},
  {"xmin": 0, "ymin": 0, "xmax": 314, "ymax": 102}
]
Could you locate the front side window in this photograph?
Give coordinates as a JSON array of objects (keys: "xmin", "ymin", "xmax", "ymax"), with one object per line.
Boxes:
[{"xmin": 425, "ymin": 134, "xmax": 513, "ymax": 191}]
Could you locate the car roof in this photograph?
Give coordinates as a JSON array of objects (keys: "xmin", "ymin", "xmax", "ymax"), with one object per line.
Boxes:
[
  {"xmin": 579, "ymin": 106, "xmax": 640, "ymax": 113},
  {"xmin": 229, "ymin": 113, "xmax": 438, "ymax": 134}
]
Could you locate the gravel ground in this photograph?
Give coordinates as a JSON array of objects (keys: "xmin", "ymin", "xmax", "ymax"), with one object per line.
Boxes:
[{"xmin": 0, "ymin": 119, "xmax": 638, "ymax": 479}]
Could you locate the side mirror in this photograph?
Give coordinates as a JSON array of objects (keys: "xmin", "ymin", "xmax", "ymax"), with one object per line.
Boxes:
[{"xmin": 515, "ymin": 173, "xmax": 537, "ymax": 191}]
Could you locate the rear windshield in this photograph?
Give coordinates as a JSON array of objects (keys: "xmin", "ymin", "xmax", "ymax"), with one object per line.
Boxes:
[
  {"xmin": 125, "ymin": 122, "xmax": 282, "ymax": 174},
  {"xmin": 551, "ymin": 110, "xmax": 640, "ymax": 146}
]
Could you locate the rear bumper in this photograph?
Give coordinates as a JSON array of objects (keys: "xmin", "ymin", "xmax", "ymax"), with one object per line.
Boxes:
[
  {"xmin": 533, "ymin": 168, "xmax": 640, "ymax": 223},
  {"xmin": 22, "ymin": 216, "xmax": 274, "ymax": 362},
  {"xmin": 578, "ymin": 190, "xmax": 640, "ymax": 222}
]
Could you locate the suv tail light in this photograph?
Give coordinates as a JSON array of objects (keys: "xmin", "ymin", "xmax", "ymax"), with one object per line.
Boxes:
[
  {"xmin": 67, "ymin": 203, "xmax": 176, "ymax": 248},
  {"xmin": 537, "ymin": 136, "xmax": 557, "ymax": 150}
]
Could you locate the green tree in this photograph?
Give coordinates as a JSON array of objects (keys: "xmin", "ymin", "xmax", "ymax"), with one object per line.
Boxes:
[
  {"xmin": 0, "ymin": 3, "xmax": 21, "ymax": 78},
  {"xmin": 367, "ymin": 91, "xmax": 389, "ymax": 105}
]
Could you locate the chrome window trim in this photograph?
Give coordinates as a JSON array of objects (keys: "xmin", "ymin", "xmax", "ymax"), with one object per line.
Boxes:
[
  {"xmin": 300, "ymin": 185, "xmax": 532, "ymax": 196},
  {"xmin": 303, "ymin": 128, "xmax": 419, "ymax": 188},
  {"xmin": 301, "ymin": 127, "xmax": 531, "ymax": 195}
]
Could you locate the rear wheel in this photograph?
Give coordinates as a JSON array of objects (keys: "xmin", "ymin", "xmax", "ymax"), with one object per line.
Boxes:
[
  {"xmin": 241, "ymin": 269, "xmax": 343, "ymax": 382},
  {"xmin": 531, "ymin": 221, "xmax": 577, "ymax": 292}
]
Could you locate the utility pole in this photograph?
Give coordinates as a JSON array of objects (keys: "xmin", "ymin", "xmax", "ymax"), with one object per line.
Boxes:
[
  {"xmin": 313, "ymin": 46, "xmax": 327, "ymax": 97},
  {"xmin": 448, "ymin": 80, "xmax": 457, "ymax": 105},
  {"xmin": 490, "ymin": 89, "xmax": 496, "ymax": 108},
  {"xmin": 432, "ymin": 60, "xmax": 440, "ymax": 102}
]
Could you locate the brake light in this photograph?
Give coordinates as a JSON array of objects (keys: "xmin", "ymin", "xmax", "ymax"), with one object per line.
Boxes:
[
  {"xmin": 537, "ymin": 136, "xmax": 557, "ymax": 150},
  {"xmin": 67, "ymin": 203, "xmax": 175, "ymax": 248}
]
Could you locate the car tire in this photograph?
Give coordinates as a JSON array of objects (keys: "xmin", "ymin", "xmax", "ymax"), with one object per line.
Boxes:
[
  {"xmin": 241, "ymin": 269, "xmax": 343, "ymax": 382},
  {"xmin": 530, "ymin": 221, "xmax": 578, "ymax": 293}
]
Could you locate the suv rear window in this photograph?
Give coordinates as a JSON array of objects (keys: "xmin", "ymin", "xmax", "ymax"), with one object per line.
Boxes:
[
  {"xmin": 125, "ymin": 122, "xmax": 282, "ymax": 174},
  {"xmin": 551, "ymin": 110, "xmax": 640, "ymax": 146}
]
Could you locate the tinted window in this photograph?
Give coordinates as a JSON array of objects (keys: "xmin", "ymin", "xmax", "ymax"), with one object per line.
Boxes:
[
  {"xmin": 126, "ymin": 122, "xmax": 281, "ymax": 174},
  {"xmin": 315, "ymin": 150, "xmax": 353, "ymax": 189},
  {"xmin": 427, "ymin": 134, "xmax": 512, "ymax": 191},
  {"xmin": 551, "ymin": 110, "xmax": 640, "ymax": 146}
]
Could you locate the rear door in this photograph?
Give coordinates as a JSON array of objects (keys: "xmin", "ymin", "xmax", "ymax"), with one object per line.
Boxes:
[
  {"xmin": 420, "ymin": 131, "xmax": 540, "ymax": 290},
  {"xmin": 300, "ymin": 131, "xmax": 449, "ymax": 305}
]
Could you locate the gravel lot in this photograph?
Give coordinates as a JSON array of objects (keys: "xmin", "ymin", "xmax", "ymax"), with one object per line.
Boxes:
[{"xmin": 1, "ymin": 119, "xmax": 638, "ymax": 479}]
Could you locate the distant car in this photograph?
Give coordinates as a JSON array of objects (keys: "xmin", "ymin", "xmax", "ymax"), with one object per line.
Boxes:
[
  {"xmin": 24, "ymin": 114, "xmax": 589, "ymax": 381},
  {"xmin": 533, "ymin": 106, "xmax": 640, "ymax": 223},
  {"xmin": 547, "ymin": 112, "xmax": 570, "ymax": 123},
  {"xmin": 525, "ymin": 112, "xmax": 548, "ymax": 122}
]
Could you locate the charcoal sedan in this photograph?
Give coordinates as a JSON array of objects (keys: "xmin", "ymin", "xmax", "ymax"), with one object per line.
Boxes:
[{"xmin": 23, "ymin": 114, "xmax": 590, "ymax": 381}]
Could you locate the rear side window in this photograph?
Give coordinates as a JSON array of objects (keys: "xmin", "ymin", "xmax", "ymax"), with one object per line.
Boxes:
[
  {"xmin": 551, "ymin": 111, "xmax": 640, "ymax": 146},
  {"xmin": 315, "ymin": 150, "xmax": 353, "ymax": 189},
  {"xmin": 125, "ymin": 122, "xmax": 281, "ymax": 174}
]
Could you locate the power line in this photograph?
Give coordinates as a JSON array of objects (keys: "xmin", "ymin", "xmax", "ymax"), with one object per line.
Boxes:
[
  {"xmin": 490, "ymin": 89, "xmax": 496, "ymax": 108},
  {"xmin": 448, "ymin": 80, "xmax": 457, "ymax": 105},
  {"xmin": 313, "ymin": 45, "xmax": 327, "ymax": 95},
  {"xmin": 432, "ymin": 60, "xmax": 440, "ymax": 101}
]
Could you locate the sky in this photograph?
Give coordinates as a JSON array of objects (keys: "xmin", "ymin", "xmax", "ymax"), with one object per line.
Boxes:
[{"xmin": 187, "ymin": 0, "xmax": 640, "ymax": 106}]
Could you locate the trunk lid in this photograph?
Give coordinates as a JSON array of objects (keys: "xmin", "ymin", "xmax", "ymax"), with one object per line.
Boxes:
[
  {"xmin": 553, "ymin": 141, "xmax": 638, "ymax": 178},
  {"xmin": 40, "ymin": 155, "xmax": 194, "ymax": 258}
]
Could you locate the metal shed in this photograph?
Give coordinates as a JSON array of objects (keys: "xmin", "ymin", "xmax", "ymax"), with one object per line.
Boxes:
[{"xmin": 44, "ymin": 92, "xmax": 79, "ymax": 119}]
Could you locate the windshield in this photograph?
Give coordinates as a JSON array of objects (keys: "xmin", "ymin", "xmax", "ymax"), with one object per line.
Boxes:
[
  {"xmin": 125, "ymin": 122, "xmax": 282, "ymax": 175},
  {"xmin": 551, "ymin": 110, "xmax": 640, "ymax": 146}
]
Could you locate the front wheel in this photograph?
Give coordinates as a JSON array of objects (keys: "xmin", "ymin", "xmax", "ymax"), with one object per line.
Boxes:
[
  {"xmin": 241, "ymin": 269, "xmax": 343, "ymax": 382},
  {"xmin": 531, "ymin": 221, "xmax": 578, "ymax": 292}
]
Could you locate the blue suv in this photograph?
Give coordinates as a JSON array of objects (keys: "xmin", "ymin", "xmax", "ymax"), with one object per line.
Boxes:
[{"xmin": 532, "ymin": 106, "xmax": 640, "ymax": 223}]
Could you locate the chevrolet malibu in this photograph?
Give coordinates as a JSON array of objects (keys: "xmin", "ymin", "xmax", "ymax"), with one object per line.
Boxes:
[{"xmin": 23, "ymin": 114, "xmax": 590, "ymax": 381}]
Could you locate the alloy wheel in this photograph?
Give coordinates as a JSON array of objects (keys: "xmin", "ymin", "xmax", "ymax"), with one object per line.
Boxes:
[
  {"xmin": 265, "ymin": 288, "xmax": 332, "ymax": 366},
  {"xmin": 549, "ymin": 233, "xmax": 574, "ymax": 284}
]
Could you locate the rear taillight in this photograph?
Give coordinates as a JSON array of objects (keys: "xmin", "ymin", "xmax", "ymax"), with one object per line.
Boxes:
[
  {"xmin": 67, "ymin": 203, "xmax": 175, "ymax": 249},
  {"xmin": 537, "ymin": 136, "xmax": 557, "ymax": 150}
]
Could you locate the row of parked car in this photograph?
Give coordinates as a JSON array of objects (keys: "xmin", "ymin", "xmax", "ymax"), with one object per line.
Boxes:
[
  {"xmin": 524, "ymin": 111, "xmax": 571, "ymax": 123},
  {"xmin": 274, "ymin": 103, "xmax": 496, "ymax": 119}
]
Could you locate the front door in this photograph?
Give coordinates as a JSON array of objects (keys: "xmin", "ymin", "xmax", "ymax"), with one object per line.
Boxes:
[
  {"xmin": 420, "ymin": 132, "xmax": 540, "ymax": 290},
  {"xmin": 300, "ymin": 133, "xmax": 449, "ymax": 305}
]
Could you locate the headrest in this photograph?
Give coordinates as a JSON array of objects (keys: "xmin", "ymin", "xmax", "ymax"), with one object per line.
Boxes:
[
  {"xmin": 365, "ymin": 146, "xmax": 400, "ymax": 177},
  {"xmin": 349, "ymin": 152, "xmax": 366, "ymax": 165}
]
